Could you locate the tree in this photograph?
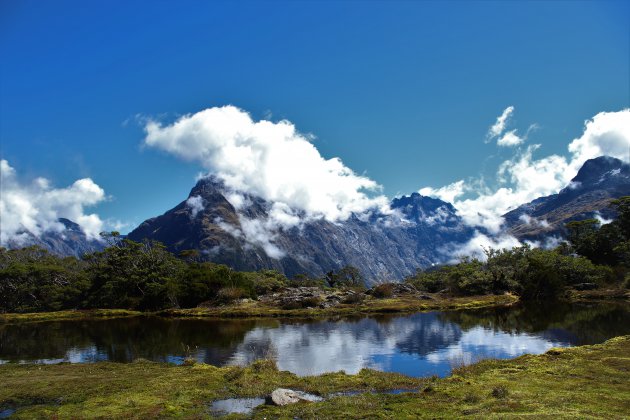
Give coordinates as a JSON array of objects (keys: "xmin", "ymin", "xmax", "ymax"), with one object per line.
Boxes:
[
  {"xmin": 0, "ymin": 247, "xmax": 89, "ymax": 312},
  {"xmin": 325, "ymin": 266, "xmax": 364, "ymax": 288},
  {"xmin": 85, "ymin": 239, "xmax": 185, "ymax": 310}
]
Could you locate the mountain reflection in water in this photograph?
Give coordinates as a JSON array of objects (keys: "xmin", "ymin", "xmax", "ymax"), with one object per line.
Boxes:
[{"xmin": 1, "ymin": 302, "xmax": 628, "ymax": 377}]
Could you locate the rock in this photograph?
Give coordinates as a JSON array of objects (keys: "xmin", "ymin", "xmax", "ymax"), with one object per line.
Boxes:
[{"xmin": 266, "ymin": 388, "xmax": 323, "ymax": 406}]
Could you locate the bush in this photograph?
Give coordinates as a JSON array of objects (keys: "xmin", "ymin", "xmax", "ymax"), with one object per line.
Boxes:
[
  {"xmin": 216, "ymin": 287, "xmax": 248, "ymax": 303},
  {"xmin": 372, "ymin": 283, "xmax": 394, "ymax": 298},
  {"xmin": 280, "ymin": 296, "xmax": 321, "ymax": 310},
  {"xmin": 342, "ymin": 293, "xmax": 365, "ymax": 304},
  {"xmin": 249, "ymin": 270, "xmax": 287, "ymax": 295},
  {"xmin": 300, "ymin": 296, "xmax": 321, "ymax": 308},
  {"xmin": 406, "ymin": 269, "xmax": 447, "ymax": 293},
  {"xmin": 280, "ymin": 301, "xmax": 302, "ymax": 310},
  {"xmin": 288, "ymin": 274, "xmax": 327, "ymax": 288}
]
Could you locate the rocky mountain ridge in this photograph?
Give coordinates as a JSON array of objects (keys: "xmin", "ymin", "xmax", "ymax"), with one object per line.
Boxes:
[
  {"xmin": 504, "ymin": 156, "xmax": 630, "ymax": 241},
  {"xmin": 127, "ymin": 177, "xmax": 474, "ymax": 283}
]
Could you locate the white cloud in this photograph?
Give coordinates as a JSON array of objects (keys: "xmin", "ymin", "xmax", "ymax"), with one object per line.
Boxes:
[
  {"xmin": 497, "ymin": 130, "xmax": 524, "ymax": 147},
  {"xmin": 186, "ymin": 195, "xmax": 205, "ymax": 218},
  {"xmin": 594, "ymin": 211, "xmax": 613, "ymax": 225},
  {"xmin": 419, "ymin": 180, "xmax": 465, "ymax": 204},
  {"xmin": 518, "ymin": 214, "xmax": 550, "ymax": 228},
  {"xmin": 424, "ymin": 206, "xmax": 453, "ymax": 226},
  {"xmin": 421, "ymin": 108, "xmax": 630, "ymax": 256},
  {"xmin": 144, "ymin": 106, "xmax": 389, "ymax": 223},
  {"xmin": 0, "ymin": 160, "xmax": 106, "ymax": 245},
  {"xmin": 568, "ymin": 109, "xmax": 630, "ymax": 168},
  {"xmin": 487, "ymin": 106, "xmax": 514, "ymax": 140},
  {"xmin": 144, "ymin": 105, "xmax": 391, "ymax": 258},
  {"xmin": 443, "ymin": 231, "xmax": 522, "ymax": 262}
]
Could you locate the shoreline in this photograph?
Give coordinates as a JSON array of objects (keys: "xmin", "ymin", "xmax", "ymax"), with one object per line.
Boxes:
[
  {"xmin": 0, "ymin": 335, "xmax": 627, "ymax": 418},
  {"xmin": 2, "ymin": 286, "xmax": 628, "ymax": 324},
  {"xmin": 0, "ymin": 293, "xmax": 519, "ymax": 323}
]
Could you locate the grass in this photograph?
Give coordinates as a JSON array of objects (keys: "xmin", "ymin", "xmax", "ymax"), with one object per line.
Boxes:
[
  {"xmin": 0, "ymin": 293, "xmax": 519, "ymax": 323},
  {"xmin": 0, "ymin": 308, "xmax": 143, "ymax": 323},
  {"xmin": 0, "ymin": 336, "xmax": 628, "ymax": 418}
]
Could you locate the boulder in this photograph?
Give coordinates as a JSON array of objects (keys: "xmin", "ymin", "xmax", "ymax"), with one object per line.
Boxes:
[{"xmin": 266, "ymin": 388, "xmax": 323, "ymax": 406}]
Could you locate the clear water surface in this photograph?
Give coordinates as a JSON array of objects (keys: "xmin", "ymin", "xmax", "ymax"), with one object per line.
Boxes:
[{"xmin": 1, "ymin": 302, "xmax": 628, "ymax": 377}]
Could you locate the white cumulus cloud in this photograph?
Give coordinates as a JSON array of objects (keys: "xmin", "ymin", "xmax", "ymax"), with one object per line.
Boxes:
[
  {"xmin": 144, "ymin": 106, "xmax": 389, "ymax": 222},
  {"xmin": 0, "ymin": 159, "xmax": 106, "ymax": 246},
  {"xmin": 144, "ymin": 105, "xmax": 391, "ymax": 258}
]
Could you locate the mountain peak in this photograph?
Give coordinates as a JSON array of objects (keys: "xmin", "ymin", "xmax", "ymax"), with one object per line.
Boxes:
[
  {"xmin": 505, "ymin": 155, "xmax": 630, "ymax": 240},
  {"xmin": 189, "ymin": 175, "xmax": 226, "ymax": 198},
  {"xmin": 570, "ymin": 156, "xmax": 629, "ymax": 189}
]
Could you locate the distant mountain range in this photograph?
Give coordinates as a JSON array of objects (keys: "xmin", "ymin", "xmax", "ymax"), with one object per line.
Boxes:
[
  {"xmin": 127, "ymin": 178, "xmax": 473, "ymax": 283},
  {"xmin": 8, "ymin": 156, "xmax": 629, "ymax": 283},
  {"xmin": 4, "ymin": 218, "xmax": 104, "ymax": 257},
  {"xmin": 504, "ymin": 156, "xmax": 630, "ymax": 241}
]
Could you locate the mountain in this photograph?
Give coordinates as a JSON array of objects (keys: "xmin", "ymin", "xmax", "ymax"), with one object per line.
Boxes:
[
  {"xmin": 5, "ymin": 218, "xmax": 105, "ymax": 257},
  {"xmin": 504, "ymin": 156, "xmax": 630, "ymax": 241},
  {"xmin": 128, "ymin": 177, "xmax": 473, "ymax": 283}
]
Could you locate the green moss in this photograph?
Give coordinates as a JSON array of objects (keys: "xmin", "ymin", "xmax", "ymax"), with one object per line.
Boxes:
[
  {"xmin": 1, "ymin": 336, "xmax": 628, "ymax": 418},
  {"xmin": 0, "ymin": 359, "xmax": 422, "ymax": 418}
]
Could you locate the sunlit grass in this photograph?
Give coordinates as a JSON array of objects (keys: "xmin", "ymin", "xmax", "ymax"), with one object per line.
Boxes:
[{"xmin": 1, "ymin": 336, "xmax": 628, "ymax": 418}]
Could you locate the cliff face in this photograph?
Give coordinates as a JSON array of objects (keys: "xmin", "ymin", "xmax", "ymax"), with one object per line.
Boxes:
[
  {"xmin": 504, "ymin": 156, "xmax": 630, "ymax": 241},
  {"xmin": 128, "ymin": 178, "xmax": 473, "ymax": 283}
]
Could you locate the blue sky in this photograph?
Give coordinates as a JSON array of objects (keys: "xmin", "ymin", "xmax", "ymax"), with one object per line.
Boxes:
[{"xmin": 1, "ymin": 0, "xmax": 629, "ymax": 232}]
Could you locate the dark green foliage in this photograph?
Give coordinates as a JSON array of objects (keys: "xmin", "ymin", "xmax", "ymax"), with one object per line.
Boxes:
[
  {"xmin": 288, "ymin": 274, "xmax": 326, "ymax": 288},
  {"xmin": 408, "ymin": 259, "xmax": 496, "ymax": 296},
  {"xmin": 177, "ymin": 263, "xmax": 256, "ymax": 307},
  {"xmin": 0, "ymin": 238, "xmax": 284, "ymax": 313},
  {"xmin": 85, "ymin": 240, "xmax": 186, "ymax": 311},
  {"xmin": 325, "ymin": 266, "xmax": 364, "ymax": 288},
  {"xmin": 247, "ymin": 270, "xmax": 287, "ymax": 295},
  {"xmin": 0, "ymin": 247, "xmax": 90, "ymax": 312},
  {"xmin": 566, "ymin": 196, "xmax": 630, "ymax": 269},
  {"xmin": 406, "ymin": 246, "xmax": 611, "ymax": 301}
]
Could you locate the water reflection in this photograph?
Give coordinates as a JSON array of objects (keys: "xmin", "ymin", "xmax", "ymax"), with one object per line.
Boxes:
[{"xmin": 1, "ymin": 302, "xmax": 628, "ymax": 377}]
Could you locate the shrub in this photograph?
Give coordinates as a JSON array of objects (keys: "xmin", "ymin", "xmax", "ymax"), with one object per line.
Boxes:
[
  {"xmin": 463, "ymin": 393, "xmax": 480, "ymax": 403},
  {"xmin": 217, "ymin": 287, "xmax": 247, "ymax": 303},
  {"xmin": 288, "ymin": 274, "xmax": 327, "ymax": 288},
  {"xmin": 342, "ymin": 293, "xmax": 365, "ymax": 304},
  {"xmin": 281, "ymin": 301, "xmax": 302, "ymax": 310},
  {"xmin": 406, "ymin": 269, "xmax": 447, "ymax": 293},
  {"xmin": 300, "ymin": 296, "xmax": 321, "ymax": 308},
  {"xmin": 250, "ymin": 271, "xmax": 287, "ymax": 295},
  {"xmin": 281, "ymin": 296, "xmax": 321, "ymax": 310},
  {"xmin": 491, "ymin": 385, "xmax": 508, "ymax": 399},
  {"xmin": 372, "ymin": 283, "xmax": 394, "ymax": 298}
]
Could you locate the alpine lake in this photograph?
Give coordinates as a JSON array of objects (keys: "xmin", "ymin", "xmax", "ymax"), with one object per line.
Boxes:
[{"xmin": 2, "ymin": 301, "xmax": 629, "ymax": 378}]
